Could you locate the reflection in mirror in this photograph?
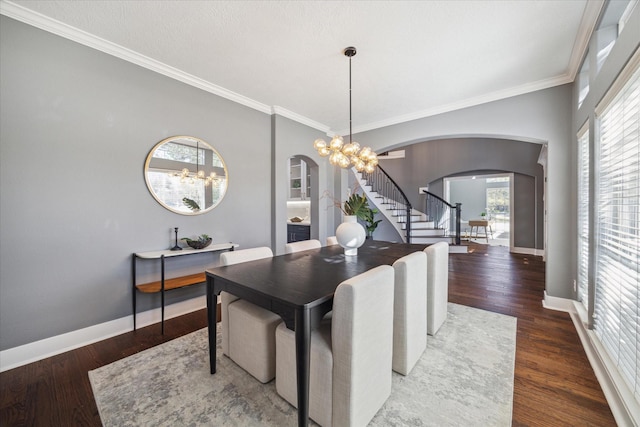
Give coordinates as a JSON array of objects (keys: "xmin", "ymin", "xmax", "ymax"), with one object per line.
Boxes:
[{"xmin": 144, "ymin": 136, "xmax": 228, "ymax": 215}]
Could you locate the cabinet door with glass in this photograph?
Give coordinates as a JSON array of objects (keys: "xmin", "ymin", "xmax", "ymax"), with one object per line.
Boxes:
[{"xmin": 288, "ymin": 158, "xmax": 311, "ymax": 200}]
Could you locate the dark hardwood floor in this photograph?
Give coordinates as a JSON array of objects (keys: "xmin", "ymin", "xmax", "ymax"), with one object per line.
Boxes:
[{"xmin": 0, "ymin": 243, "xmax": 616, "ymax": 426}]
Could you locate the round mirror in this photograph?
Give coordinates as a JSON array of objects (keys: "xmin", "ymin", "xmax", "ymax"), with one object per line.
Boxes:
[{"xmin": 144, "ymin": 136, "xmax": 228, "ymax": 215}]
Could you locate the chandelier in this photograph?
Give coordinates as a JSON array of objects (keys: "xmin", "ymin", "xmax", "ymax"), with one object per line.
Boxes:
[
  {"xmin": 171, "ymin": 141, "xmax": 220, "ymax": 187},
  {"xmin": 313, "ymin": 47, "xmax": 378, "ymax": 173}
]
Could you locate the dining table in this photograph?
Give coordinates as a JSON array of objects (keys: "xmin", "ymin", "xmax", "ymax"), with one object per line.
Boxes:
[{"xmin": 205, "ymin": 239, "xmax": 427, "ymax": 427}]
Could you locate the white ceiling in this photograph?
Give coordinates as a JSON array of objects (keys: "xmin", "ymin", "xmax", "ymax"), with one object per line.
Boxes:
[{"xmin": 2, "ymin": 0, "xmax": 601, "ymax": 135}]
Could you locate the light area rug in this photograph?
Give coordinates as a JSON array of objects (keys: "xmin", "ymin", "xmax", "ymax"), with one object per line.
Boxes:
[{"xmin": 89, "ymin": 303, "xmax": 516, "ymax": 426}]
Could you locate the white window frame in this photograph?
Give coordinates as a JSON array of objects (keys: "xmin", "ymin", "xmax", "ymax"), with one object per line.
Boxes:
[
  {"xmin": 577, "ymin": 122, "xmax": 590, "ymax": 313},
  {"xmin": 593, "ymin": 48, "xmax": 640, "ymax": 408}
]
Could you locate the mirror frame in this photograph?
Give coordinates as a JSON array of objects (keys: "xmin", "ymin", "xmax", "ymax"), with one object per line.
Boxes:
[{"xmin": 144, "ymin": 135, "xmax": 229, "ymax": 215}]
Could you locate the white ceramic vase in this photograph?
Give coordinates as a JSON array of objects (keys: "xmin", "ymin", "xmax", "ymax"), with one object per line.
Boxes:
[{"xmin": 336, "ymin": 215, "xmax": 366, "ymax": 256}]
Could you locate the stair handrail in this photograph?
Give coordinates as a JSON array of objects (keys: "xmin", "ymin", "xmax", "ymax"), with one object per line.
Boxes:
[
  {"xmin": 361, "ymin": 165, "xmax": 412, "ymax": 243},
  {"xmin": 422, "ymin": 190, "xmax": 462, "ymax": 245}
]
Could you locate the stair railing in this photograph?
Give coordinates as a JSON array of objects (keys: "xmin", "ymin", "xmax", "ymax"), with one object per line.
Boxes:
[
  {"xmin": 422, "ymin": 191, "xmax": 462, "ymax": 245},
  {"xmin": 361, "ymin": 165, "xmax": 412, "ymax": 243}
]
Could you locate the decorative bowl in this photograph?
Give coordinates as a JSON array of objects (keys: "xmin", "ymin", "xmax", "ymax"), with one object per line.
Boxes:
[
  {"xmin": 181, "ymin": 234, "xmax": 212, "ymax": 249},
  {"xmin": 186, "ymin": 238, "xmax": 212, "ymax": 249}
]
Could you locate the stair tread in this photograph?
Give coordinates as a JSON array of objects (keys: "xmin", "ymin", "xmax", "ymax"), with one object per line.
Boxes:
[{"xmin": 357, "ymin": 169, "xmax": 461, "ymax": 246}]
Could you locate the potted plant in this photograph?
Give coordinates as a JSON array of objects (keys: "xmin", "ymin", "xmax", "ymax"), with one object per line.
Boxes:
[
  {"xmin": 362, "ymin": 206, "xmax": 382, "ymax": 238},
  {"xmin": 341, "ymin": 193, "xmax": 370, "ymax": 219}
]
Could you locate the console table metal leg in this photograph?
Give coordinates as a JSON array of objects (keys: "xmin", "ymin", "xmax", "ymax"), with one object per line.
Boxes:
[
  {"xmin": 132, "ymin": 254, "xmax": 137, "ymax": 331},
  {"xmin": 161, "ymin": 255, "xmax": 165, "ymax": 335}
]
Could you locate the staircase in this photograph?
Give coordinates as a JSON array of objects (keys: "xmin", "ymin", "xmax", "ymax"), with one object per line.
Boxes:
[{"xmin": 354, "ymin": 166, "xmax": 466, "ymax": 252}]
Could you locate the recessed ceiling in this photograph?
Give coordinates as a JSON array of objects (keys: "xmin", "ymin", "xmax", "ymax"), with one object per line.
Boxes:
[{"xmin": 2, "ymin": 0, "xmax": 599, "ymax": 135}]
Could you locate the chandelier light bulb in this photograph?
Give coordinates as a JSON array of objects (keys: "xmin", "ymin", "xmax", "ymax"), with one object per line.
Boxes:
[
  {"xmin": 313, "ymin": 139, "xmax": 327, "ymax": 151},
  {"xmin": 358, "ymin": 146, "xmax": 372, "ymax": 159},
  {"xmin": 352, "ymin": 157, "xmax": 365, "ymax": 171},
  {"xmin": 342, "ymin": 142, "xmax": 360, "ymax": 156},
  {"xmin": 329, "ymin": 135, "xmax": 344, "ymax": 150},
  {"xmin": 338, "ymin": 154, "xmax": 351, "ymax": 168},
  {"xmin": 329, "ymin": 151, "xmax": 340, "ymax": 165},
  {"xmin": 318, "ymin": 146, "xmax": 331, "ymax": 156},
  {"xmin": 364, "ymin": 162, "xmax": 376, "ymax": 174}
]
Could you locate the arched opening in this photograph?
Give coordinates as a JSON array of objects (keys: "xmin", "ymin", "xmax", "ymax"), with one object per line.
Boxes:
[
  {"xmin": 375, "ymin": 136, "xmax": 545, "ymax": 253},
  {"xmin": 286, "ymin": 155, "xmax": 320, "ymax": 242}
]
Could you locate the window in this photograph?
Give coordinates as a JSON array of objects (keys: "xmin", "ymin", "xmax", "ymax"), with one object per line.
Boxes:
[
  {"xmin": 594, "ymin": 53, "xmax": 639, "ymax": 403},
  {"xmin": 578, "ymin": 55, "xmax": 590, "ymax": 108},
  {"xmin": 577, "ymin": 123, "xmax": 590, "ymax": 310}
]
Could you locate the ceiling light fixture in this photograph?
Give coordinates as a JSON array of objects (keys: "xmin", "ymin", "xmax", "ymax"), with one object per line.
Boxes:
[{"xmin": 313, "ymin": 47, "xmax": 378, "ymax": 173}]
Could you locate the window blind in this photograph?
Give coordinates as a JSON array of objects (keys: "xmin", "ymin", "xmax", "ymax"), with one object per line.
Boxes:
[
  {"xmin": 594, "ymin": 60, "xmax": 639, "ymax": 403},
  {"xmin": 577, "ymin": 124, "xmax": 590, "ymax": 310}
]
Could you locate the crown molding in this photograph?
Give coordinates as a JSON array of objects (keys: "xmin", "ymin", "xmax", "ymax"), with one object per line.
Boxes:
[
  {"xmin": 0, "ymin": 0, "xmax": 595, "ymax": 138},
  {"xmin": 0, "ymin": 0, "xmax": 272, "ymax": 115},
  {"xmin": 271, "ymin": 106, "xmax": 331, "ymax": 134},
  {"xmin": 566, "ymin": 0, "xmax": 605, "ymax": 81},
  {"xmin": 345, "ymin": 73, "xmax": 573, "ymax": 135}
]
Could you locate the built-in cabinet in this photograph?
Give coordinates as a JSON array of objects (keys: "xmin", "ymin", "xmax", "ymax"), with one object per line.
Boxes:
[
  {"xmin": 287, "ymin": 224, "xmax": 310, "ymax": 243},
  {"xmin": 288, "ymin": 157, "xmax": 311, "ymax": 200}
]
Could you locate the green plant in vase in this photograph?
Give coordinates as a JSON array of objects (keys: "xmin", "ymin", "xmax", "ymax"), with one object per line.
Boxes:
[
  {"xmin": 341, "ymin": 193, "xmax": 369, "ymax": 219},
  {"xmin": 362, "ymin": 206, "xmax": 382, "ymax": 238}
]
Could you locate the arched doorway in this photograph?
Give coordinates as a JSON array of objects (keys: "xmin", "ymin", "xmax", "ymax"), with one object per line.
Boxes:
[{"xmin": 286, "ymin": 155, "xmax": 319, "ymax": 243}]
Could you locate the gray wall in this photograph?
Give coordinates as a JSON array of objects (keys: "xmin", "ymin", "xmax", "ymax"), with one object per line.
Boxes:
[
  {"xmin": 449, "ymin": 178, "xmax": 489, "ymax": 220},
  {"xmin": 0, "ymin": 17, "xmax": 275, "ymax": 350},
  {"xmin": 353, "ymin": 85, "xmax": 573, "ymax": 298},
  {"xmin": 271, "ymin": 114, "xmax": 336, "ymax": 254}
]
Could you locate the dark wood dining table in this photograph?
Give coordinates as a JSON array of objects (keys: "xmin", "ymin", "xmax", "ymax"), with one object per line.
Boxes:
[{"xmin": 205, "ymin": 240, "xmax": 427, "ymax": 427}]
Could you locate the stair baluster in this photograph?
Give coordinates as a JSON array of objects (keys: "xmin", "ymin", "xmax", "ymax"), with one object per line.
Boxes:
[
  {"xmin": 423, "ymin": 191, "xmax": 462, "ymax": 245},
  {"xmin": 361, "ymin": 165, "xmax": 412, "ymax": 243}
]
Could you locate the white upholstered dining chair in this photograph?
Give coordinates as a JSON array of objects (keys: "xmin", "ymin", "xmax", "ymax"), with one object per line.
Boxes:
[
  {"xmin": 284, "ymin": 239, "xmax": 322, "ymax": 254},
  {"xmin": 423, "ymin": 242, "xmax": 449, "ymax": 335},
  {"xmin": 275, "ymin": 265, "xmax": 395, "ymax": 426},
  {"xmin": 220, "ymin": 246, "xmax": 282, "ymax": 383},
  {"xmin": 392, "ymin": 251, "xmax": 428, "ymax": 375},
  {"xmin": 326, "ymin": 236, "xmax": 339, "ymax": 246}
]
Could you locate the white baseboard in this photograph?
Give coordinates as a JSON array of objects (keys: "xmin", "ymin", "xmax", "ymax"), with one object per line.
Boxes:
[
  {"xmin": 449, "ymin": 245, "xmax": 469, "ymax": 253},
  {"xmin": 542, "ymin": 291, "xmax": 576, "ymax": 312},
  {"xmin": 0, "ymin": 295, "xmax": 210, "ymax": 373},
  {"xmin": 541, "ymin": 294, "xmax": 639, "ymax": 426},
  {"xmin": 569, "ymin": 302, "xmax": 640, "ymax": 427},
  {"xmin": 511, "ymin": 246, "xmax": 545, "ymax": 257}
]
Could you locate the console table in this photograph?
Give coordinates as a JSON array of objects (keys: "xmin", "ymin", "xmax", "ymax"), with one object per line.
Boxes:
[{"xmin": 132, "ymin": 242, "xmax": 237, "ymax": 334}]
